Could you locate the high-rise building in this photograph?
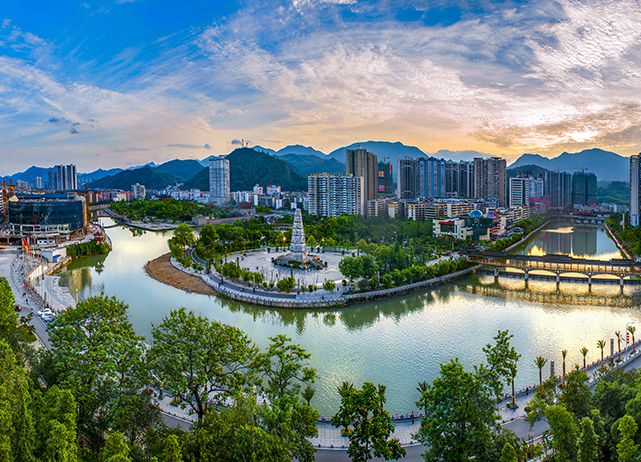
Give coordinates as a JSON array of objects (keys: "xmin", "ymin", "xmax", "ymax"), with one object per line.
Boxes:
[
  {"xmin": 209, "ymin": 157, "xmax": 230, "ymax": 205},
  {"xmin": 397, "ymin": 157, "xmax": 418, "ymax": 200},
  {"xmin": 545, "ymin": 171, "xmax": 572, "ymax": 210},
  {"xmin": 509, "ymin": 177, "xmax": 530, "ymax": 207},
  {"xmin": 571, "ymin": 172, "xmax": 597, "ymax": 206},
  {"xmin": 529, "ymin": 178, "xmax": 544, "ymax": 198},
  {"xmin": 132, "ymin": 183, "xmax": 146, "ymax": 200},
  {"xmin": 346, "ymin": 148, "xmax": 378, "ymax": 211},
  {"xmin": 473, "ymin": 157, "xmax": 506, "ymax": 206},
  {"xmin": 417, "ymin": 157, "xmax": 446, "ymax": 199},
  {"xmin": 377, "ymin": 161, "xmax": 394, "ymax": 196},
  {"xmin": 33, "ymin": 176, "xmax": 42, "ymax": 190},
  {"xmin": 52, "ymin": 164, "xmax": 77, "ymax": 191},
  {"xmin": 308, "ymin": 173, "xmax": 363, "ymax": 217},
  {"xmin": 631, "ymin": 155, "xmax": 641, "ymax": 227}
]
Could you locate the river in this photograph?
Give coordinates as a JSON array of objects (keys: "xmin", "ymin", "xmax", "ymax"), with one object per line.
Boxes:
[{"xmin": 56, "ymin": 219, "xmax": 641, "ymax": 416}]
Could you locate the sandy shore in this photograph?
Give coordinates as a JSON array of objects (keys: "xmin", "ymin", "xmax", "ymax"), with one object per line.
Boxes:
[{"xmin": 144, "ymin": 253, "xmax": 215, "ymax": 295}]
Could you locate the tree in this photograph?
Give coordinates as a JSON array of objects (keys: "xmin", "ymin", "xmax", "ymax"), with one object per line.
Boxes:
[
  {"xmin": 332, "ymin": 382, "xmax": 405, "ymax": 462},
  {"xmin": 162, "ymin": 435, "xmax": 182, "ymax": 462},
  {"xmin": 34, "ymin": 386, "xmax": 78, "ymax": 462},
  {"xmin": 617, "ymin": 415, "xmax": 639, "ymax": 462},
  {"xmin": 307, "ymin": 235, "xmax": 317, "ymax": 247},
  {"xmin": 628, "ymin": 325, "xmax": 637, "ymax": 352},
  {"xmin": 577, "ymin": 417, "xmax": 599, "ymax": 462},
  {"xmin": 171, "ymin": 223, "xmax": 195, "ymax": 252},
  {"xmin": 545, "ymin": 405, "xmax": 578, "ymax": 462},
  {"xmin": 102, "ymin": 432, "xmax": 132, "ymax": 462},
  {"xmin": 560, "ymin": 367, "xmax": 592, "ymax": 420},
  {"xmin": 527, "ymin": 375, "xmax": 560, "ymax": 426},
  {"xmin": 47, "ymin": 295, "xmax": 157, "ymax": 451},
  {"xmin": 562, "ymin": 349, "xmax": 568, "ymax": 387},
  {"xmin": 322, "ymin": 279, "xmax": 336, "ymax": 292},
  {"xmin": 499, "ymin": 442, "xmax": 517, "ymax": 462},
  {"xmin": 415, "ymin": 359, "xmax": 497, "ymax": 461},
  {"xmin": 483, "ymin": 330, "xmax": 521, "ymax": 407},
  {"xmin": 616, "ymin": 331, "xmax": 622, "ymax": 361},
  {"xmin": 597, "ymin": 339, "xmax": 606, "ymax": 365},
  {"xmin": 581, "ymin": 346, "xmax": 589, "ymax": 370},
  {"xmin": 255, "ymin": 335, "xmax": 319, "ymax": 462},
  {"xmin": 149, "ymin": 308, "xmax": 259, "ymax": 423},
  {"xmin": 277, "ymin": 277, "xmax": 296, "ymax": 292},
  {"xmin": 534, "ymin": 356, "xmax": 547, "ymax": 385}
]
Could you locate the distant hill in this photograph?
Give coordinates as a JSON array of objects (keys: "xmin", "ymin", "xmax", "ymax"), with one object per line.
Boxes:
[
  {"xmin": 597, "ymin": 181, "xmax": 629, "ymax": 205},
  {"xmin": 184, "ymin": 148, "xmax": 308, "ymax": 191},
  {"xmin": 327, "ymin": 141, "xmax": 428, "ymax": 165},
  {"xmin": 509, "ymin": 148, "xmax": 628, "ymax": 182},
  {"xmin": 2, "ymin": 166, "xmax": 53, "ymax": 184},
  {"xmin": 281, "ymin": 154, "xmax": 345, "ymax": 175},
  {"xmin": 252, "ymin": 145, "xmax": 277, "ymax": 156},
  {"xmin": 276, "ymin": 144, "xmax": 327, "ymax": 158},
  {"xmin": 89, "ymin": 166, "xmax": 183, "ymax": 190},
  {"xmin": 506, "ymin": 164, "xmax": 550, "ymax": 179},
  {"xmin": 79, "ymin": 168, "xmax": 124, "ymax": 185},
  {"xmin": 153, "ymin": 159, "xmax": 204, "ymax": 181}
]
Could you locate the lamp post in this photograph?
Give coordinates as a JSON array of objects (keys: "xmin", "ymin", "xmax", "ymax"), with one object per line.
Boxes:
[{"xmin": 626, "ymin": 322, "xmax": 635, "ymax": 346}]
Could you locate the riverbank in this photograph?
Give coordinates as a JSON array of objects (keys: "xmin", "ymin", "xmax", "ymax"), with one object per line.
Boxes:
[{"xmin": 144, "ymin": 253, "xmax": 215, "ymax": 295}]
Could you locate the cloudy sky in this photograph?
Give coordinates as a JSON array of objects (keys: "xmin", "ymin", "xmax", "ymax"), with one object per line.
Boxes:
[{"xmin": 1, "ymin": 0, "xmax": 641, "ymax": 174}]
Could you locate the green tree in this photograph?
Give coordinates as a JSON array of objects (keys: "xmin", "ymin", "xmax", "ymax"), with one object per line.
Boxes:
[
  {"xmin": 332, "ymin": 382, "xmax": 405, "ymax": 462},
  {"xmin": 34, "ymin": 386, "xmax": 78, "ymax": 462},
  {"xmin": 545, "ymin": 404, "xmax": 578, "ymax": 462},
  {"xmin": 103, "ymin": 432, "xmax": 132, "ymax": 462},
  {"xmin": 255, "ymin": 335, "xmax": 319, "ymax": 462},
  {"xmin": 414, "ymin": 359, "xmax": 497, "ymax": 461},
  {"xmin": 322, "ymin": 279, "xmax": 336, "ymax": 292},
  {"xmin": 162, "ymin": 435, "xmax": 182, "ymax": 462},
  {"xmin": 149, "ymin": 308, "xmax": 258, "ymax": 423},
  {"xmin": 597, "ymin": 339, "xmax": 606, "ymax": 365},
  {"xmin": 534, "ymin": 356, "xmax": 547, "ymax": 385},
  {"xmin": 581, "ymin": 346, "xmax": 589, "ymax": 369},
  {"xmin": 499, "ymin": 442, "xmax": 517, "ymax": 462},
  {"xmin": 169, "ymin": 223, "xmax": 195, "ymax": 255},
  {"xmin": 628, "ymin": 325, "xmax": 637, "ymax": 352},
  {"xmin": 47, "ymin": 295, "xmax": 157, "ymax": 450},
  {"xmin": 307, "ymin": 235, "xmax": 317, "ymax": 247},
  {"xmin": 617, "ymin": 415, "xmax": 639, "ymax": 462},
  {"xmin": 616, "ymin": 331, "xmax": 623, "ymax": 361},
  {"xmin": 577, "ymin": 417, "xmax": 599, "ymax": 462},
  {"xmin": 483, "ymin": 330, "xmax": 521, "ymax": 407},
  {"xmin": 277, "ymin": 277, "xmax": 296, "ymax": 292},
  {"xmin": 560, "ymin": 366, "xmax": 592, "ymax": 419},
  {"xmin": 562, "ymin": 349, "xmax": 568, "ymax": 387}
]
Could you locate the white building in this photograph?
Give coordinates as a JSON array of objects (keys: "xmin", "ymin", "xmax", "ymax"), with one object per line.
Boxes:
[
  {"xmin": 266, "ymin": 184, "xmax": 281, "ymax": 195},
  {"xmin": 233, "ymin": 191, "xmax": 253, "ymax": 204},
  {"xmin": 509, "ymin": 177, "xmax": 530, "ymax": 208},
  {"xmin": 308, "ymin": 173, "xmax": 363, "ymax": 217},
  {"xmin": 209, "ymin": 157, "xmax": 230, "ymax": 206},
  {"xmin": 528, "ymin": 178, "xmax": 544, "ymax": 198},
  {"xmin": 631, "ymin": 155, "xmax": 641, "ymax": 227},
  {"xmin": 253, "ymin": 184, "xmax": 264, "ymax": 195},
  {"xmin": 132, "ymin": 183, "xmax": 146, "ymax": 200}
]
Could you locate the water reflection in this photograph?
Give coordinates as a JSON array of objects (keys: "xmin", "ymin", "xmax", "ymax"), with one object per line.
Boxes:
[
  {"xmin": 55, "ymin": 219, "xmax": 641, "ymax": 416},
  {"xmin": 512, "ymin": 221, "xmax": 621, "ymax": 260}
]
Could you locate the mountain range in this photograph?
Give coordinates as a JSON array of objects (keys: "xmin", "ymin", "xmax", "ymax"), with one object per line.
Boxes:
[{"xmin": 508, "ymin": 148, "xmax": 628, "ymax": 182}]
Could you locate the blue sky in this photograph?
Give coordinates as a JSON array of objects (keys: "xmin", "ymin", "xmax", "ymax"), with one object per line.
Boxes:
[{"xmin": 2, "ymin": 0, "xmax": 641, "ymax": 174}]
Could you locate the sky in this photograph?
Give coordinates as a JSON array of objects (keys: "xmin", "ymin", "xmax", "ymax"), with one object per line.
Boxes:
[{"xmin": 2, "ymin": 0, "xmax": 641, "ymax": 174}]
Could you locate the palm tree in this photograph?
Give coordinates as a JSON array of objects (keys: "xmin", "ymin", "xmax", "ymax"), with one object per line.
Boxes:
[
  {"xmin": 597, "ymin": 339, "xmax": 606, "ymax": 365},
  {"xmin": 417, "ymin": 381, "xmax": 428, "ymax": 394},
  {"xmin": 534, "ymin": 356, "xmax": 547, "ymax": 385},
  {"xmin": 615, "ymin": 331, "xmax": 622, "ymax": 361},
  {"xmin": 628, "ymin": 325, "xmax": 637, "ymax": 352},
  {"xmin": 337, "ymin": 381, "xmax": 354, "ymax": 398},
  {"xmin": 561, "ymin": 349, "xmax": 568, "ymax": 387},
  {"xmin": 302, "ymin": 385, "xmax": 315, "ymax": 406},
  {"xmin": 580, "ymin": 347, "xmax": 589, "ymax": 370}
]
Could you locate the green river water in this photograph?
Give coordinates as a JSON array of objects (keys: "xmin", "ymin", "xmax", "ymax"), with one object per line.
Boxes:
[{"xmin": 57, "ymin": 219, "xmax": 641, "ymax": 416}]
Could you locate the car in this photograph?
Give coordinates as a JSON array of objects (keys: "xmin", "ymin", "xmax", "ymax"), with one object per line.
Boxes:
[{"xmin": 38, "ymin": 309, "xmax": 53, "ymax": 317}]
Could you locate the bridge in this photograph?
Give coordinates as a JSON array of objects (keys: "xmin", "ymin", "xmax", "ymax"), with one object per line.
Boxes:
[{"xmin": 462, "ymin": 250, "xmax": 641, "ymax": 287}]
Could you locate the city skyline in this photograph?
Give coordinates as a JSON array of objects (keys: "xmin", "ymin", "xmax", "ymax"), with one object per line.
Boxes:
[{"xmin": 2, "ymin": 0, "xmax": 641, "ymax": 173}]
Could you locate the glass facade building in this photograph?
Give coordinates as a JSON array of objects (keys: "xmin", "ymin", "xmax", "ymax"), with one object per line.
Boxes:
[{"xmin": 8, "ymin": 193, "xmax": 86, "ymax": 234}]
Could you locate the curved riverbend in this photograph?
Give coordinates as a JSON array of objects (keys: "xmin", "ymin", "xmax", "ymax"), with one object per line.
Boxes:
[{"xmin": 56, "ymin": 219, "xmax": 641, "ymax": 416}]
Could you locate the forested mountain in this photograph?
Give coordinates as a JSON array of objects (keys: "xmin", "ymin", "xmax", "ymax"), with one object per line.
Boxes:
[
  {"xmin": 184, "ymin": 148, "xmax": 309, "ymax": 191},
  {"xmin": 509, "ymin": 148, "xmax": 628, "ymax": 182},
  {"xmin": 153, "ymin": 159, "xmax": 204, "ymax": 181},
  {"xmin": 89, "ymin": 166, "xmax": 183, "ymax": 190},
  {"xmin": 281, "ymin": 153, "xmax": 345, "ymax": 175}
]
